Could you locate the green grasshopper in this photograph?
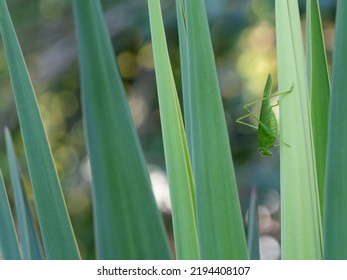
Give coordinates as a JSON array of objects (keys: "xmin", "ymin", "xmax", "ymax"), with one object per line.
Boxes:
[{"xmin": 236, "ymin": 74, "xmax": 293, "ymax": 156}]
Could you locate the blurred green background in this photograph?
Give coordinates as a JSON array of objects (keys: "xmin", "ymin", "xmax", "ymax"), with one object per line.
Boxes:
[{"xmin": 0, "ymin": 0, "xmax": 336, "ymax": 259}]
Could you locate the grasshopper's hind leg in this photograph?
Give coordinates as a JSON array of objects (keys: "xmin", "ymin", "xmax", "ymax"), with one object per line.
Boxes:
[{"xmin": 236, "ymin": 113, "xmax": 258, "ymax": 130}]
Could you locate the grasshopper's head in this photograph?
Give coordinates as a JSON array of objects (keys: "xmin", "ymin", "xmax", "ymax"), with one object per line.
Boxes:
[{"xmin": 259, "ymin": 147, "xmax": 272, "ymax": 156}]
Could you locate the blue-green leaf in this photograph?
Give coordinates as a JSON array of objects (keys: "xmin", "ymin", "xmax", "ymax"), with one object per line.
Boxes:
[
  {"xmin": 185, "ymin": 0, "xmax": 248, "ymax": 259},
  {"xmin": 0, "ymin": 170, "xmax": 21, "ymax": 260},
  {"xmin": 0, "ymin": 0, "xmax": 80, "ymax": 259},
  {"xmin": 5, "ymin": 128, "xmax": 43, "ymax": 260},
  {"xmin": 72, "ymin": 0, "xmax": 171, "ymax": 259},
  {"xmin": 247, "ymin": 188, "xmax": 260, "ymax": 260},
  {"xmin": 324, "ymin": 0, "xmax": 347, "ymax": 260},
  {"xmin": 306, "ymin": 0, "xmax": 330, "ymax": 218}
]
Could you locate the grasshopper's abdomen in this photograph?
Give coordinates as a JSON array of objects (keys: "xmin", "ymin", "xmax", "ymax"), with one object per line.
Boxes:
[{"xmin": 258, "ymin": 108, "xmax": 277, "ymax": 154}]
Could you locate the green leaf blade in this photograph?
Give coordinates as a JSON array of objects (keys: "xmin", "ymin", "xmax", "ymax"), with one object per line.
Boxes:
[
  {"xmin": 0, "ymin": 171, "xmax": 21, "ymax": 260},
  {"xmin": 275, "ymin": 0, "xmax": 322, "ymax": 259},
  {"xmin": 148, "ymin": 0, "xmax": 199, "ymax": 260},
  {"xmin": 324, "ymin": 0, "xmax": 347, "ymax": 260},
  {"xmin": 185, "ymin": 0, "xmax": 248, "ymax": 259},
  {"xmin": 23, "ymin": 193, "xmax": 44, "ymax": 260},
  {"xmin": 5, "ymin": 128, "xmax": 43, "ymax": 260},
  {"xmin": 175, "ymin": 0, "xmax": 192, "ymax": 155},
  {"xmin": 0, "ymin": 0, "xmax": 80, "ymax": 260},
  {"xmin": 306, "ymin": 0, "xmax": 331, "ymax": 218},
  {"xmin": 247, "ymin": 188, "xmax": 260, "ymax": 260},
  {"xmin": 72, "ymin": 0, "xmax": 171, "ymax": 259}
]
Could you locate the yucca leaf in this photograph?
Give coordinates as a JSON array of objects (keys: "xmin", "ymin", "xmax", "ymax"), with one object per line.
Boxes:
[
  {"xmin": 22, "ymin": 189, "xmax": 44, "ymax": 260},
  {"xmin": 275, "ymin": 0, "xmax": 322, "ymax": 259},
  {"xmin": 0, "ymin": 170, "xmax": 21, "ymax": 260},
  {"xmin": 247, "ymin": 188, "xmax": 260, "ymax": 260},
  {"xmin": 185, "ymin": 0, "xmax": 248, "ymax": 259},
  {"xmin": 5, "ymin": 128, "xmax": 43, "ymax": 260},
  {"xmin": 0, "ymin": 0, "xmax": 80, "ymax": 259},
  {"xmin": 175, "ymin": 0, "xmax": 192, "ymax": 154},
  {"xmin": 324, "ymin": 0, "xmax": 347, "ymax": 260},
  {"xmin": 22, "ymin": 188, "xmax": 44, "ymax": 259},
  {"xmin": 72, "ymin": 0, "xmax": 171, "ymax": 259},
  {"xmin": 148, "ymin": 0, "xmax": 199, "ymax": 260},
  {"xmin": 306, "ymin": 0, "xmax": 330, "ymax": 218}
]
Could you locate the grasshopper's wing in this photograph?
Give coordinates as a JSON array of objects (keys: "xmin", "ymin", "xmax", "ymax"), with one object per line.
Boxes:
[{"xmin": 258, "ymin": 108, "xmax": 277, "ymax": 150}]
